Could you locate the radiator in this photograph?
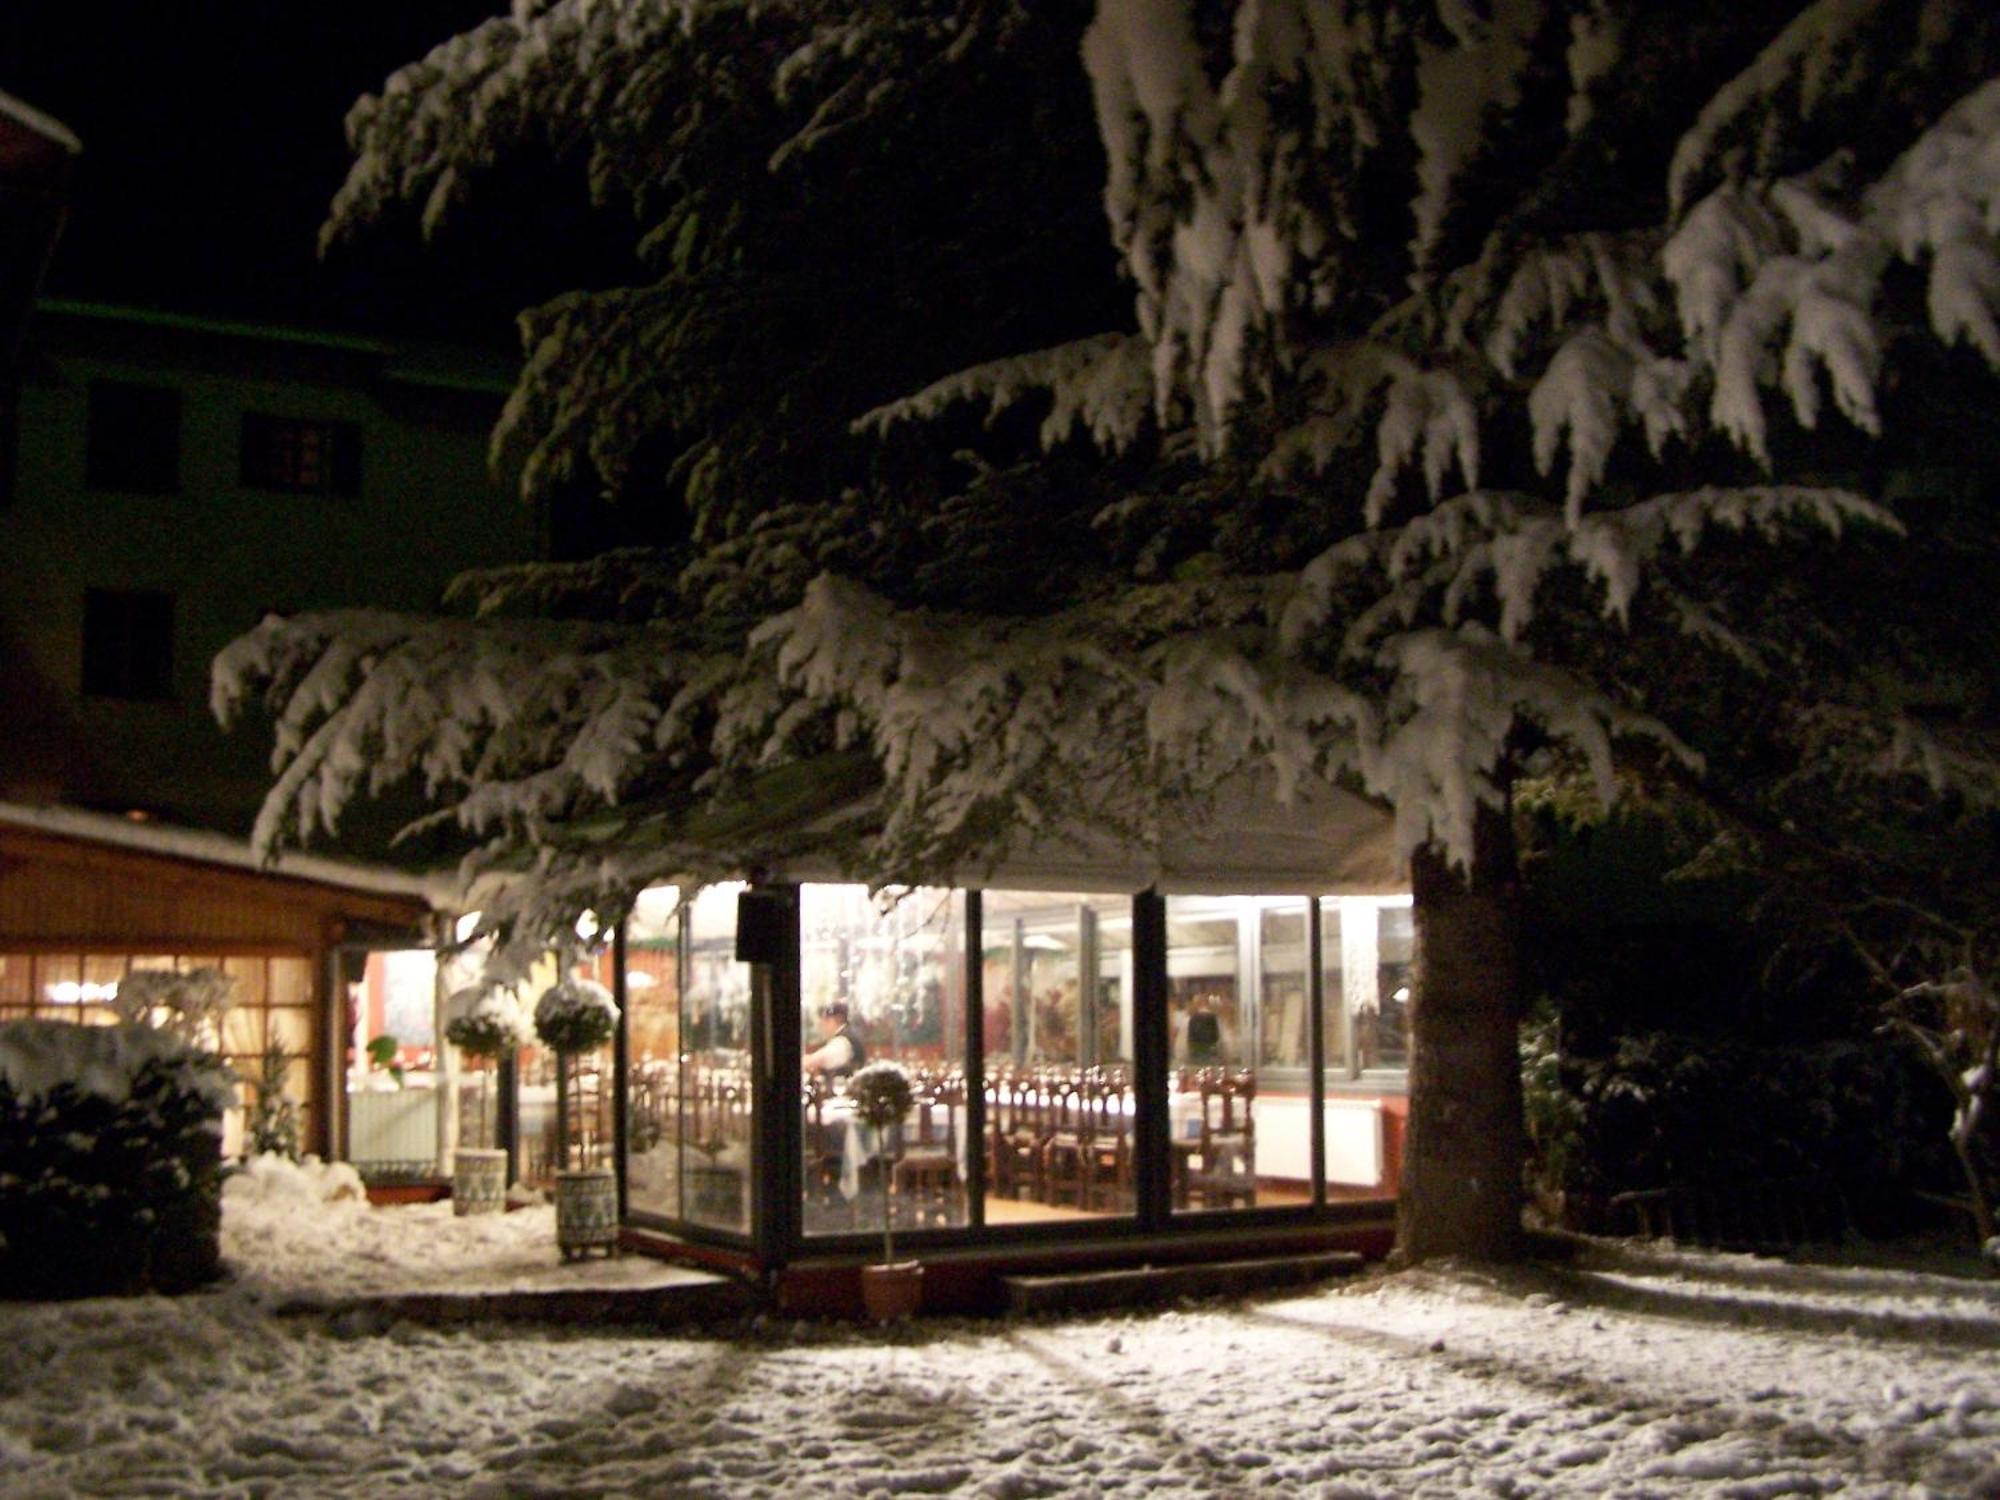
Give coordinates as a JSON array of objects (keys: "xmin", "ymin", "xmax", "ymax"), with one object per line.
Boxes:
[{"xmin": 348, "ymin": 1088, "xmax": 439, "ymax": 1164}]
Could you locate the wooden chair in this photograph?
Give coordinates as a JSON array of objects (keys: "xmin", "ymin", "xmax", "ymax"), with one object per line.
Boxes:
[
  {"xmin": 1183, "ymin": 1069, "xmax": 1257, "ymax": 1209},
  {"xmin": 986, "ymin": 1071, "xmax": 1047, "ymax": 1201},
  {"xmin": 1086, "ymin": 1069, "xmax": 1135, "ymax": 1213},
  {"xmin": 1038, "ymin": 1073, "xmax": 1090, "ymax": 1208},
  {"xmin": 893, "ymin": 1074, "xmax": 962, "ymax": 1225},
  {"xmin": 1040, "ymin": 1068, "xmax": 1133, "ymax": 1212}
]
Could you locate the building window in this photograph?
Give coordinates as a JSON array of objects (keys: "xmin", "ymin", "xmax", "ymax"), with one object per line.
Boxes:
[
  {"xmin": 81, "ymin": 587, "xmax": 174, "ymax": 700},
  {"xmin": 0, "ymin": 952, "xmax": 319, "ymax": 1159},
  {"xmin": 240, "ymin": 412, "xmax": 361, "ymax": 496},
  {"xmin": 85, "ymin": 379, "xmax": 181, "ymax": 493}
]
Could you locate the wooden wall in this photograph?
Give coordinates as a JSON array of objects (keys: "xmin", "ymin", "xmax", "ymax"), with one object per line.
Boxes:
[
  {"xmin": 0, "ymin": 823, "xmax": 431, "ymax": 953},
  {"xmin": 0, "ymin": 821, "xmax": 437, "ymax": 1158}
]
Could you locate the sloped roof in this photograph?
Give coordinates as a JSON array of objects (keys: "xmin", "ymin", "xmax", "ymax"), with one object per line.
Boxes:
[{"xmin": 0, "ymin": 800, "xmax": 454, "ymax": 907}]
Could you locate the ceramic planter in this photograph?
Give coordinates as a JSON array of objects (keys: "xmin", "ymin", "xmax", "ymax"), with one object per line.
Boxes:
[
  {"xmin": 860, "ymin": 1260, "xmax": 924, "ymax": 1322},
  {"xmin": 554, "ymin": 1167, "xmax": 619, "ymax": 1260},
  {"xmin": 452, "ymin": 1148, "xmax": 508, "ymax": 1217}
]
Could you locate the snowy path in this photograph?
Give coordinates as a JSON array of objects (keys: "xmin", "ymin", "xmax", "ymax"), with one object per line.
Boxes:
[{"xmin": 0, "ymin": 1166, "xmax": 1995, "ymax": 1497}]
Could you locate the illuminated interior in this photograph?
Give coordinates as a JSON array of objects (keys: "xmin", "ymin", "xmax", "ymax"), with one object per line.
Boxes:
[{"xmin": 615, "ymin": 881, "xmax": 1411, "ymax": 1251}]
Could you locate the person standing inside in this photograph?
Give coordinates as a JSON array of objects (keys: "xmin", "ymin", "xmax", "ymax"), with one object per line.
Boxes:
[{"xmin": 804, "ymin": 1000, "xmax": 865, "ymax": 1078}]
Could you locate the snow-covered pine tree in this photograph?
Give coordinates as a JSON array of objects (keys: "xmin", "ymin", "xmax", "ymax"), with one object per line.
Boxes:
[
  {"xmin": 217, "ymin": 2, "xmax": 2000, "ymax": 1262},
  {"xmin": 808, "ymin": 0, "xmax": 2000, "ymax": 1260}
]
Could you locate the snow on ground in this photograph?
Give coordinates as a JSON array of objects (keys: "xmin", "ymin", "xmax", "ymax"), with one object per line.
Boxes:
[{"xmin": 1, "ymin": 1158, "xmax": 1997, "ymax": 1498}]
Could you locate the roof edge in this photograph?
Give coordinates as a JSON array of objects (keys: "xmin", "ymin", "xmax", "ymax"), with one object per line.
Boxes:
[{"xmin": 0, "ymin": 800, "xmax": 456, "ymax": 909}]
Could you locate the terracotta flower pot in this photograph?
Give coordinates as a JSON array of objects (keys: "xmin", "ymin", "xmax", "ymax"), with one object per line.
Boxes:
[{"xmin": 860, "ymin": 1260, "xmax": 924, "ymax": 1323}]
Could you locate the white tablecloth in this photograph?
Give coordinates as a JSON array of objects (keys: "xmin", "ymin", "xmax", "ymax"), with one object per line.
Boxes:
[{"xmin": 833, "ymin": 1103, "xmax": 968, "ymax": 1201}]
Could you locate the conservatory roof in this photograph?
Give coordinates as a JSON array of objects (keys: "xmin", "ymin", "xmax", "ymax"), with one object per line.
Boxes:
[{"xmin": 769, "ymin": 773, "xmax": 1406, "ymax": 898}]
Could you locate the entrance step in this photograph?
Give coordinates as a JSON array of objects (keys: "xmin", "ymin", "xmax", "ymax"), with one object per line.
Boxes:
[{"xmin": 1002, "ymin": 1249, "xmax": 1365, "ymax": 1315}]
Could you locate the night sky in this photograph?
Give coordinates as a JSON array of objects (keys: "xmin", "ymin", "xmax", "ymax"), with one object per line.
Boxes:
[{"xmin": 1, "ymin": 2, "xmax": 540, "ymax": 341}]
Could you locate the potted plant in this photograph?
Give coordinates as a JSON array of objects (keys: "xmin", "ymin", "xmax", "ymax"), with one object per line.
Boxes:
[
  {"xmin": 534, "ymin": 976, "xmax": 619, "ymax": 1259},
  {"xmin": 848, "ymin": 1059, "xmax": 922, "ymax": 1321},
  {"xmin": 443, "ymin": 986, "xmax": 529, "ymax": 1215}
]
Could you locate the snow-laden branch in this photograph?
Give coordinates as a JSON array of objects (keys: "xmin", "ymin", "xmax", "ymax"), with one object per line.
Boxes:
[
  {"xmin": 212, "ymin": 609, "xmax": 735, "ymax": 863},
  {"xmin": 854, "ymin": 334, "xmax": 1154, "ymax": 452}
]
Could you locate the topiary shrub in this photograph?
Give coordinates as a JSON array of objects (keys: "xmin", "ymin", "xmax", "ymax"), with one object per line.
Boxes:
[
  {"xmin": 533, "ymin": 980, "xmax": 617, "ymax": 1056},
  {"xmin": 848, "ymin": 1060, "xmax": 915, "ymax": 1266},
  {"xmin": 0, "ymin": 1020, "xmax": 235, "ymax": 1299},
  {"xmin": 534, "ymin": 979, "xmax": 618, "ymax": 1171}
]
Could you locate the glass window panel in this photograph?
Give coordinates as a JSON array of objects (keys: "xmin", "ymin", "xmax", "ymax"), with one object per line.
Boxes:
[
  {"xmin": 376, "ymin": 951, "xmax": 438, "ymax": 1050},
  {"xmin": 81, "ymin": 954, "xmax": 127, "ymax": 988},
  {"xmin": 282, "ymin": 1057, "xmax": 313, "ymax": 1109},
  {"xmin": 1166, "ymin": 899, "xmax": 1243, "ymax": 1069},
  {"xmin": 1259, "ymin": 906, "xmax": 1310, "ymax": 1070},
  {"xmin": 0, "ymin": 954, "xmax": 29, "ymax": 1010},
  {"xmin": 980, "ymin": 891, "xmax": 1135, "ymax": 1224},
  {"xmin": 342, "ymin": 949, "xmax": 447, "ymax": 1183},
  {"xmin": 269, "ymin": 957, "xmax": 312, "ymax": 1009},
  {"xmin": 624, "ymin": 886, "xmax": 682, "ymax": 1221},
  {"xmin": 223, "ymin": 957, "xmax": 268, "ymax": 1008},
  {"xmin": 1319, "ymin": 897, "xmax": 1408, "ymax": 1200},
  {"xmin": 681, "ymin": 885, "xmax": 752, "ymax": 1233},
  {"xmin": 267, "ymin": 1006, "xmax": 313, "ymax": 1055},
  {"xmin": 1249, "ymin": 900, "xmax": 1314, "ymax": 1211},
  {"xmin": 800, "ymin": 885, "xmax": 968, "ymax": 1238},
  {"xmin": 1373, "ymin": 904, "xmax": 1414, "ymax": 1072},
  {"xmin": 1166, "ymin": 896, "xmax": 1303, "ymax": 1216},
  {"xmin": 34, "ymin": 954, "xmax": 80, "ymax": 1014},
  {"xmin": 1320, "ymin": 902, "xmax": 1350, "ymax": 1076},
  {"xmin": 222, "ymin": 1003, "xmax": 265, "ymax": 1057}
]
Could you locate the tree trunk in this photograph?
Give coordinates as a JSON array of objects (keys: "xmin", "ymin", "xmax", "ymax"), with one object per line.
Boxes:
[{"xmin": 1395, "ymin": 804, "xmax": 1527, "ymax": 1265}]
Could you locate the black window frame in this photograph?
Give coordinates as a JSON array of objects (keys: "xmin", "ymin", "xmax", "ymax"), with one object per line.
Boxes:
[{"xmin": 239, "ymin": 411, "xmax": 363, "ymax": 497}]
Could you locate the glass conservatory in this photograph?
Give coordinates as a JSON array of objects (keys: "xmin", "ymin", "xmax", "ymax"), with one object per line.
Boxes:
[{"xmin": 607, "ymin": 865, "xmax": 1412, "ymax": 1306}]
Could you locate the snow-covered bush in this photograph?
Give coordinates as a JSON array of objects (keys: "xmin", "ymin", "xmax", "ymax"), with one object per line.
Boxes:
[
  {"xmin": 532, "ymin": 979, "xmax": 617, "ymax": 1057},
  {"xmin": 0, "ymin": 1020, "xmax": 235, "ymax": 1298}
]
